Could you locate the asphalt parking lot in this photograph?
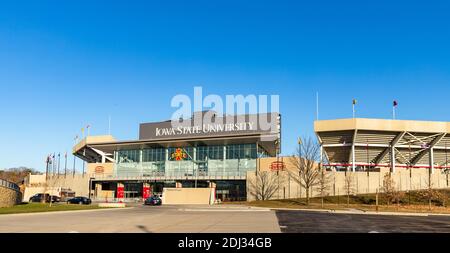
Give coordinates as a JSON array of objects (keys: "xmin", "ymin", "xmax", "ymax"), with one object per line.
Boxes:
[
  {"xmin": 276, "ymin": 210, "xmax": 450, "ymax": 233},
  {"xmin": 0, "ymin": 204, "xmax": 280, "ymax": 233},
  {"xmin": 2, "ymin": 205, "xmax": 450, "ymax": 233}
]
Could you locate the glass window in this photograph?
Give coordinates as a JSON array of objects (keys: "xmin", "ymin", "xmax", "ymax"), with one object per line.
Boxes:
[
  {"xmin": 196, "ymin": 146, "xmax": 224, "ymax": 161},
  {"xmin": 142, "ymin": 148, "xmax": 165, "ymax": 162},
  {"xmin": 226, "ymin": 144, "xmax": 257, "ymax": 159},
  {"xmin": 117, "ymin": 150, "xmax": 140, "ymax": 163}
]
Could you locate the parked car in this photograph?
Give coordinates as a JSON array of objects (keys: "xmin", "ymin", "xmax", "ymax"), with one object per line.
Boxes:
[
  {"xmin": 144, "ymin": 196, "xmax": 162, "ymax": 206},
  {"xmin": 51, "ymin": 195, "xmax": 61, "ymax": 203},
  {"xmin": 29, "ymin": 193, "xmax": 60, "ymax": 203},
  {"xmin": 67, "ymin": 196, "xmax": 92, "ymax": 205}
]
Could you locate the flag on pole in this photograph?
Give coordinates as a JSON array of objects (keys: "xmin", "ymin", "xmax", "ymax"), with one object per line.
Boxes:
[
  {"xmin": 352, "ymin": 99, "xmax": 358, "ymax": 105},
  {"xmin": 52, "ymin": 153, "xmax": 56, "ymax": 175},
  {"xmin": 393, "ymin": 100, "xmax": 398, "ymax": 119},
  {"xmin": 352, "ymin": 99, "xmax": 357, "ymax": 118},
  {"xmin": 46, "ymin": 154, "xmax": 51, "ymax": 177}
]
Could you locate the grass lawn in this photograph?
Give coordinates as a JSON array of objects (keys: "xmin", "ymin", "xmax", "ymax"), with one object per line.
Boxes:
[
  {"xmin": 243, "ymin": 189, "xmax": 450, "ymax": 214},
  {"xmin": 0, "ymin": 203, "xmax": 105, "ymax": 215}
]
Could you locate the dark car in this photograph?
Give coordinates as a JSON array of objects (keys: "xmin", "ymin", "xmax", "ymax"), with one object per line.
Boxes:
[
  {"xmin": 67, "ymin": 196, "xmax": 92, "ymax": 205},
  {"xmin": 144, "ymin": 196, "xmax": 162, "ymax": 206},
  {"xmin": 51, "ymin": 195, "xmax": 61, "ymax": 202},
  {"xmin": 29, "ymin": 194, "xmax": 60, "ymax": 203}
]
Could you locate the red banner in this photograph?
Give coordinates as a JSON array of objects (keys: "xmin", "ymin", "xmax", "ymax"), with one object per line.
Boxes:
[
  {"xmin": 117, "ymin": 184, "xmax": 124, "ymax": 199},
  {"xmin": 143, "ymin": 185, "xmax": 151, "ymax": 199}
]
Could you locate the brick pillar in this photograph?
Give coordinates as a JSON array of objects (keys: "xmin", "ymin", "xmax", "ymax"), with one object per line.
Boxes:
[
  {"xmin": 94, "ymin": 182, "xmax": 102, "ymax": 200},
  {"xmin": 209, "ymin": 181, "xmax": 217, "ymax": 204}
]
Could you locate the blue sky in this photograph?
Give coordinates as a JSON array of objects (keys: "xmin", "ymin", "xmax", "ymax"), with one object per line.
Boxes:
[{"xmin": 1, "ymin": 1, "xmax": 449, "ymax": 171}]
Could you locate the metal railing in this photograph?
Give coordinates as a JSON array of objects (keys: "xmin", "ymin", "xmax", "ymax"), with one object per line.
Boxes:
[
  {"xmin": 0, "ymin": 179, "xmax": 20, "ymax": 191},
  {"xmin": 89, "ymin": 170, "xmax": 249, "ymax": 181}
]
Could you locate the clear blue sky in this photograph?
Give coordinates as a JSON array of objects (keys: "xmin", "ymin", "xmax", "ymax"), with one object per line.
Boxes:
[{"xmin": 1, "ymin": 1, "xmax": 449, "ymax": 171}]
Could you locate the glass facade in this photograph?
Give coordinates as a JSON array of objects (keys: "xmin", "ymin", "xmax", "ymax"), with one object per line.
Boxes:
[{"xmin": 113, "ymin": 144, "xmax": 264, "ymax": 178}]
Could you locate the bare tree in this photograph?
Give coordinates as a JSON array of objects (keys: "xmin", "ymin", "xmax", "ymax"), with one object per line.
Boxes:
[
  {"xmin": 248, "ymin": 171, "xmax": 283, "ymax": 201},
  {"xmin": 420, "ymin": 174, "xmax": 445, "ymax": 210},
  {"xmin": 381, "ymin": 173, "xmax": 404, "ymax": 207},
  {"xmin": 343, "ymin": 172, "xmax": 356, "ymax": 207},
  {"xmin": 316, "ymin": 165, "xmax": 331, "ymax": 208},
  {"xmin": 289, "ymin": 137, "xmax": 321, "ymax": 205}
]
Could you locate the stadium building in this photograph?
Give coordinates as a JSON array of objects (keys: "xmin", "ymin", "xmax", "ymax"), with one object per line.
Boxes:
[
  {"xmin": 23, "ymin": 116, "xmax": 450, "ymax": 203},
  {"xmin": 73, "ymin": 112, "xmax": 281, "ymax": 202},
  {"xmin": 315, "ymin": 118, "xmax": 450, "ymax": 173}
]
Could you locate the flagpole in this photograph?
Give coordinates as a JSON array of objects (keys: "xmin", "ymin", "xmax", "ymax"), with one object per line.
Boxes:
[
  {"xmin": 57, "ymin": 153, "xmax": 61, "ymax": 176},
  {"xmin": 73, "ymin": 155, "xmax": 76, "ymax": 177},
  {"xmin": 64, "ymin": 152, "xmax": 68, "ymax": 178},
  {"xmin": 53, "ymin": 153, "xmax": 56, "ymax": 176},
  {"xmin": 352, "ymin": 99, "xmax": 356, "ymax": 119},
  {"xmin": 45, "ymin": 155, "xmax": 50, "ymax": 180},
  {"xmin": 82, "ymin": 149, "xmax": 86, "ymax": 177},
  {"xmin": 393, "ymin": 100, "xmax": 398, "ymax": 120},
  {"xmin": 73, "ymin": 135, "xmax": 78, "ymax": 177}
]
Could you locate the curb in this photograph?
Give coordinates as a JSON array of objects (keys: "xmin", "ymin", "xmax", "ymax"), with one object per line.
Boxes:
[
  {"xmin": 0, "ymin": 207, "xmax": 134, "ymax": 217},
  {"xmin": 255, "ymin": 207, "xmax": 450, "ymax": 217}
]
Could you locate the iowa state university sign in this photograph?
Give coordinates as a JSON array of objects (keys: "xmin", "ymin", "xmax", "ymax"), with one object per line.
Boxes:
[{"xmin": 139, "ymin": 113, "xmax": 280, "ymax": 140}]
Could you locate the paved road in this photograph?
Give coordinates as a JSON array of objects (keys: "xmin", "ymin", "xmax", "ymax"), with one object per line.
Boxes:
[
  {"xmin": 276, "ymin": 210, "xmax": 450, "ymax": 233},
  {"xmin": 3, "ymin": 205, "xmax": 450, "ymax": 233},
  {"xmin": 0, "ymin": 205, "xmax": 281, "ymax": 233}
]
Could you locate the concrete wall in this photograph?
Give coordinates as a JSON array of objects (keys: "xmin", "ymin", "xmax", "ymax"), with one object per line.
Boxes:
[
  {"xmin": 246, "ymin": 167, "xmax": 450, "ymax": 201},
  {"xmin": 162, "ymin": 188, "xmax": 215, "ymax": 205},
  {"xmin": 23, "ymin": 174, "xmax": 91, "ymax": 202},
  {"xmin": 0, "ymin": 185, "xmax": 22, "ymax": 207}
]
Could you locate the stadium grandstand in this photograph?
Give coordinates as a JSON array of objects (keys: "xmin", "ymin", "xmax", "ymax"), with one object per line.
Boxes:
[{"xmin": 315, "ymin": 118, "xmax": 450, "ymax": 173}]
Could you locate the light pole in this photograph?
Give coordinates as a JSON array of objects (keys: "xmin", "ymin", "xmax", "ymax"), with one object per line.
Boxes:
[
  {"xmin": 73, "ymin": 155, "xmax": 76, "ymax": 177},
  {"xmin": 298, "ymin": 137, "xmax": 302, "ymax": 198}
]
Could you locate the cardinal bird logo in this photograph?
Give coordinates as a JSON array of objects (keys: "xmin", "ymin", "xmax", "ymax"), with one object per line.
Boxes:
[{"xmin": 171, "ymin": 148, "xmax": 187, "ymax": 161}]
